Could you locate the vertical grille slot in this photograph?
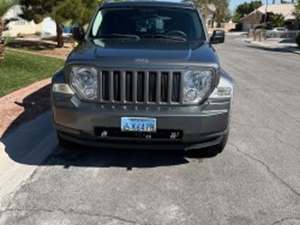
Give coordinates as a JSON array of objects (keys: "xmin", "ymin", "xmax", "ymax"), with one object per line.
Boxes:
[
  {"xmin": 125, "ymin": 72, "xmax": 133, "ymax": 102},
  {"xmin": 102, "ymin": 71, "xmax": 110, "ymax": 101},
  {"xmin": 113, "ymin": 71, "xmax": 121, "ymax": 101},
  {"xmin": 161, "ymin": 72, "xmax": 169, "ymax": 103},
  {"xmin": 148, "ymin": 72, "xmax": 157, "ymax": 102},
  {"xmin": 172, "ymin": 72, "xmax": 181, "ymax": 102},
  {"xmin": 137, "ymin": 72, "xmax": 144, "ymax": 102}
]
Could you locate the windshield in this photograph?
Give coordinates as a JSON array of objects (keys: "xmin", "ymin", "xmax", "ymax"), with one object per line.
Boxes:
[{"xmin": 90, "ymin": 7, "xmax": 205, "ymax": 41}]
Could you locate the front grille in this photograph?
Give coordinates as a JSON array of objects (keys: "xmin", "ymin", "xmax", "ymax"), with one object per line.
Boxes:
[{"xmin": 99, "ymin": 70, "xmax": 182, "ymax": 104}]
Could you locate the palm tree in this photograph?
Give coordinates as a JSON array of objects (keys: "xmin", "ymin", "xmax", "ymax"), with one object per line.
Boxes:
[{"xmin": 0, "ymin": 0, "xmax": 16, "ymax": 62}]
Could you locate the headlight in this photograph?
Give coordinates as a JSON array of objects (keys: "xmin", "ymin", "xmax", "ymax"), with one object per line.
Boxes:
[
  {"xmin": 183, "ymin": 70, "xmax": 213, "ymax": 103},
  {"xmin": 70, "ymin": 66, "xmax": 98, "ymax": 100}
]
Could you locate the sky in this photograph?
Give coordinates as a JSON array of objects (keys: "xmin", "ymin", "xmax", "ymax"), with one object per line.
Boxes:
[
  {"xmin": 229, "ymin": 0, "xmax": 276, "ymax": 12},
  {"xmin": 230, "ymin": 0, "xmax": 251, "ymax": 11}
]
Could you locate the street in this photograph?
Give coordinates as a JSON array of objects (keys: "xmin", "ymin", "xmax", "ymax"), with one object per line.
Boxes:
[{"xmin": 0, "ymin": 35, "xmax": 300, "ymax": 225}]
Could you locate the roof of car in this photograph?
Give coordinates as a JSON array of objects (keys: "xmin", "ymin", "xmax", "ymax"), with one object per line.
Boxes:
[{"xmin": 101, "ymin": 0, "xmax": 196, "ymax": 9}]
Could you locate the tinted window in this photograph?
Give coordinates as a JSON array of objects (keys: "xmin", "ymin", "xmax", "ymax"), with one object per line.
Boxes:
[{"xmin": 90, "ymin": 7, "xmax": 204, "ymax": 41}]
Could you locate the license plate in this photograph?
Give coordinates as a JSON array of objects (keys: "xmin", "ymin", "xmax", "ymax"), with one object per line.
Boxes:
[{"xmin": 121, "ymin": 117, "xmax": 157, "ymax": 132}]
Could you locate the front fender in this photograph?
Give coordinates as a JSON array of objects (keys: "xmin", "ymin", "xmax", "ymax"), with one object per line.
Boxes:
[{"xmin": 52, "ymin": 68, "xmax": 65, "ymax": 85}]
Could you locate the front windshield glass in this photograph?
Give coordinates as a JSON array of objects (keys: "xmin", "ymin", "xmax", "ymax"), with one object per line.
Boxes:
[{"xmin": 90, "ymin": 7, "xmax": 205, "ymax": 41}]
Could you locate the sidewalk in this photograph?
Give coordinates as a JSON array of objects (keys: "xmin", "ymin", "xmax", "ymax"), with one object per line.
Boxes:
[
  {"xmin": 0, "ymin": 79, "xmax": 51, "ymax": 138},
  {"xmin": 244, "ymin": 38, "xmax": 300, "ymax": 55}
]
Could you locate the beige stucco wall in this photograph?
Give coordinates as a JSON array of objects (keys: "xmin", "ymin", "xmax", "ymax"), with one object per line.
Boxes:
[
  {"xmin": 207, "ymin": 22, "xmax": 236, "ymax": 33},
  {"xmin": 3, "ymin": 20, "xmax": 50, "ymax": 37},
  {"xmin": 3, "ymin": 20, "xmax": 39, "ymax": 37},
  {"xmin": 223, "ymin": 22, "xmax": 236, "ymax": 32},
  {"xmin": 240, "ymin": 11, "xmax": 263, "ymax": 31}
]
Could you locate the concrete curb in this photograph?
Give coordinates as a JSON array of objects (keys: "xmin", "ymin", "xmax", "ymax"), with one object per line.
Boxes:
[
  {"xmin": 7, "ymin": 48, "xmax": 67, "ymax": 60},
  {"xmin": 286, "ymin": 47, "xmax": 300, "ymax": 55},
  {"xmin": 243, "ymin": 39, "xmax": 300, "ymax": 55},
  {"xmin": 0, "ymin": 79, "xmax": 51, "ymax": 138}
]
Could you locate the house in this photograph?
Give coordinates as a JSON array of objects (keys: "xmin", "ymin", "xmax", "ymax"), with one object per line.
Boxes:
[
  {"xmin": 2, "ymin": 5, "xmax": 35, "ymax": 37},
  {"xmin": 2, "ymin": 5, "xmax": 56, "ymax": 38},
  {"xmin": 240, "ymin": 3, "xmax": 296, "ymax": 31}
]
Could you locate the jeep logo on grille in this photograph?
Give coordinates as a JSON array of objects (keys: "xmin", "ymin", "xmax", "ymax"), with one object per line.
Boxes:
[{"xmin": 134, "ymin": 58, "xmax": 150, "ymax": 64}]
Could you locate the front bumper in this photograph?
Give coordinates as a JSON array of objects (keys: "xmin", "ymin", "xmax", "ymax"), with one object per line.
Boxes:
[
  {"xmin": 53, "ymin": 98, "xmax": 230, "ymax": 149},
  {"xmin": 57, "ymin": 129, "xmax": 227, "ymax": 151},
  {"xmin": 51, "ymin": 69, "xmax": 233, "ymax": 150}
]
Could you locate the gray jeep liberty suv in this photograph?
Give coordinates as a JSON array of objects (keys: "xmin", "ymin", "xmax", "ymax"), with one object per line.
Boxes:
[{"xmin": 51, "ymin": 0, "xmax": 234, "ymax": 154}]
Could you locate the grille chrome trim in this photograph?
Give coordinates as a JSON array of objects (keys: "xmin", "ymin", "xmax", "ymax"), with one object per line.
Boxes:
[
  {"xmin": 109, "ymin": 71, "xmax": 114, "ymax": 102},
  {"xmin": 156, "ymin": 72, "xmax": 161, "ymax": 103},
  {"xmin": 144, "ymin": 71, "xmax": 149, "ymax": 103},
  {"xmin": 120, "ymin": 71, "xmax": 126, "ymax": 103},
  {"xmin": 168, "ymin": 72, "xmax": 173, "ymax": 103},
  {"xmin": 132, "ymin": 71, "xmax": 138, "ymax": 103},
  {"xmin": 99, "ymin": 70, "xmax": 183, "ymax": 105}
]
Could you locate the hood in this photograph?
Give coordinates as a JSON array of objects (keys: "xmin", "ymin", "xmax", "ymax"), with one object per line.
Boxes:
[{"xmin": 67, "ymin": 39, "xmax": 219, "ymax": 67}]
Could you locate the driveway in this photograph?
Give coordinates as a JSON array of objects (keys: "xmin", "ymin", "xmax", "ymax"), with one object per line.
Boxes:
[{"xmin": 0, "ymin": 35, "xmax": 300, "ymax": 225}]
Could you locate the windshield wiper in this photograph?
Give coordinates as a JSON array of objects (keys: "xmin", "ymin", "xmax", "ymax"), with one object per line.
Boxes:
[
  {"xmin": 142, "ymin": 34, "xmax": 186, "ymax": 42},
  {"xmin": 98, "ymin": 33, "xmax": 140, "ymax": 40}
]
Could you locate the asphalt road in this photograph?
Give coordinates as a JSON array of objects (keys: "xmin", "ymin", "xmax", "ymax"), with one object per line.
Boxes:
[{"xmin": 0, "ymin": 35, "xmax": 300, "ymax": 225}]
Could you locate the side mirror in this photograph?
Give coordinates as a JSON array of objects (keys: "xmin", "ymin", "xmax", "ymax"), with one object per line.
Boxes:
[
  {"xmin": 72, "ymin": 26, "xmax": 85, "ymax": 42},
  {"xmin": 210, "ymin": 30, "xmax": 225, "ymax": 44}
]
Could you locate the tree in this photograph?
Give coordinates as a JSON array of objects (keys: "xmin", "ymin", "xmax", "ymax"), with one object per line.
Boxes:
[
  {"xmin": 269, "ymin": 13, "xmax": 285, "ymax": 27},
  {"xmin": 20, "ymin": 0, "xmax": 99, "ymax": 48},
  {"xmin": 233, "ymin": 1, "xmax": 262, "ymax": 23},
  {"xmin": 188, "ymin": 0, "xmax": 212, "ymax": 21},
  {"xmin": 0, "ymin": 0, "xmax": 17, "ymax": 62},
  {"xmin": 188, "ymin": 0, "xmax": 229, "ymax": 27},
  {"xmin": 213, "ymin": 0, "xmax": 229, "ymax": 27}
]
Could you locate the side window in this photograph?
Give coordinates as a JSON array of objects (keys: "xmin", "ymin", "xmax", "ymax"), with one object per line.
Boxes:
[{"xmin": 92, "ymin": 12, "xmax": 103, "ymax": 37}]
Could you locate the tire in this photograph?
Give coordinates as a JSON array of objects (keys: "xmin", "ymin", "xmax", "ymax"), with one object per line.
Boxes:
[{"xmin": 186, "ymin": 133, "xmax": 228, "ymax": 158}]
